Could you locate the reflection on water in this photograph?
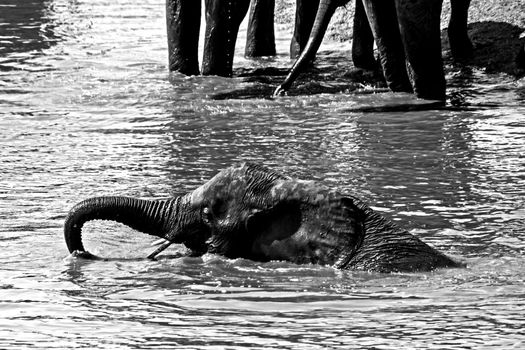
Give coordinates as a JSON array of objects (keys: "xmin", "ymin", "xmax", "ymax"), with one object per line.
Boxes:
[
  {"xmin": 0, "ymin": 0, "xmax": 79, "ymax": 71},
  {"xmin": 0, "ymin": 0, "xmax": 56, "ymax": 55},
  {"xmin": 1, "ymin": 0, "xmax": 524, "ymax": 348}
]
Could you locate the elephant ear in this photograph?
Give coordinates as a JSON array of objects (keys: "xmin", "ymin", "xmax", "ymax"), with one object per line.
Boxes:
[
  {"xmin": 240, "ymin": 163, "xmax": 301, "ymax": 236},
  {"xmin": 245, "ymin": 198, "xmax": 303, "ymax": 246},
  {"xmin": 233, "ymin": 164, "xmax": 304, "ymax": 258},
  {"xmin": 243, "ymin": 172, "xmax": 367, "ymax": 266}
]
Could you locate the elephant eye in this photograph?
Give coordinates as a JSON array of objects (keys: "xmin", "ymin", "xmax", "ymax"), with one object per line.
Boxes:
[
  {"xmin": 211, "ymin": 198, "xmax": 227, "ymax": 218},
  {"xmin": 202, "ymin": 206, "xmax": 213, "ymax": 224},
  {"xmin": 201, "ymin": 198, "xmax": 228, "ymax": 224}
]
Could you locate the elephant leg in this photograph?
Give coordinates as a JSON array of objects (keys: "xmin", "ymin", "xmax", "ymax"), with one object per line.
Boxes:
[
  {"xmin": 202, "ymin": 0, "xmax": 250, "ymax": 76},
  {"xmin": 290, "ymin": 0, "xmax": 320, "ymax": 58},
  {"xmin": 351, "ymin": 0, "xmax": 376, "ymax": 70},
  {"xmin": 518, "ymin": 43, "xmax": 525, "ymax": 69},
  {"xmin": 448, "ymin": 0, "xmax": 472, "ymax": 61},
  {"xmin": 245, "ymin": 0, "xmax": 276, "ymax": 57},
  {"xmin": 395, "ymin": 0, "xmax": 446, "ymax": 100},
  {"xmin": 166, "ymin": 0, "xmax": 201, "ymax": 75},
  {"xmin": 360, "ymin": 0, "xmax": 412, "ymax": 94}
]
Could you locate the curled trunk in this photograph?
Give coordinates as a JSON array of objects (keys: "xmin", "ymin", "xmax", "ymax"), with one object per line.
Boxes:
[{"xmin": 64, "ymin": 196, "xmax": 180, "ymax": 254}]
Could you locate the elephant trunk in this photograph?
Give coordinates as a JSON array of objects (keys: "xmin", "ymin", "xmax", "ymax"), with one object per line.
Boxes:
[
  {"xmin": 64, "ymin": 196, "xmax": 183, "ymax": 255},
  {"xmin": 274, "ymin": 0, "xmax": 345, "ymax": 95}
]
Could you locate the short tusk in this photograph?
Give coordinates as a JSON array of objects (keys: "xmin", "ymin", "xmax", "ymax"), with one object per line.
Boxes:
[
  {"xmin": 147, "ymin": 240, "xmax": 173, "ymax": 260},
  {"xmin": 151, "ymin": 238, "xmax": 169, "ymax": 247}
]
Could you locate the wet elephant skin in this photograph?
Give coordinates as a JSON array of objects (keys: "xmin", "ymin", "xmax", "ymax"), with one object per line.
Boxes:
[{"xmin": 64, "ymin": 163, "xmax": 463, "ymax": 273}]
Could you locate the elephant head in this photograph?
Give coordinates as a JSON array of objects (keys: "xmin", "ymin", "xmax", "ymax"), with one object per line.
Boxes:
[{"xmin": 64, "ymin": 163, "xmax": 462, "ymax": 272}]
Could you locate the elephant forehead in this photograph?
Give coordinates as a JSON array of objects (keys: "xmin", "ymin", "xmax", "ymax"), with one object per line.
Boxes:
[
  {"xmin": 190, "ymin": 163, "xmax": 285, "ymax": 204},
  {"xmin": 270, "ymin": 180, "xmax": 332, "ymax": 203},
  {"xmin": 189, "ymin": 164, "xmax": 337, "ymax": 207},
  {"xmin": 190, "ymin": 174, "xmax": 248, "ymax": 206}
]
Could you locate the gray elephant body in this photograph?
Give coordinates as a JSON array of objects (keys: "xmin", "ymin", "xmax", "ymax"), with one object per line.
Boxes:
[
  {"xmin": 166, "ymin": 0, "xmax": 319, "ymax": 77},
  {"xmin": 166, "ymin": 0, "xmax": 269, "ymax": 77},
  {"xmin": 65, "ymin": 163, "xmax": 461, "ymax": 272},
  {"xmin": 275, "ymin": 0, "xmax": 472, "ymax": 100}
]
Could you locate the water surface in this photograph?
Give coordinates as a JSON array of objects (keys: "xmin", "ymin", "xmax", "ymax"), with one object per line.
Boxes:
[{"xmin": 1, "ymin": 0, "xmax": 524, "ymax": 348}]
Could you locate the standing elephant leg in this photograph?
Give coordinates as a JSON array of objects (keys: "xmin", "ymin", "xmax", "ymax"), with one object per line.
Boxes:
[
  {"xmin": 245, "ymin": 0, "xmax": 276, "ymax": 57},
  {"xmin": 290, "ymin": 0, "xmax": 320, "ymax": 58},
  {"xmin": 360, "ymin": 0, "xmax": 412, "ymax": 94},
  {"xmin": 202, "ymin": 0, "xmax": 250, "ymax": 76},
  {"xmin": 351, "ymin": 0, "xmax": 376, "ymax": 70},
  {"xmin": 518, "ymin": 43, "xmax": 525, "ymax": 69},
  {"xmin": 395, "ymin": 0, "xmax": 445, "ymax": 100},
  {"xmin": 166, "ymin": 0, "xmax": 201, "ymax": 75},
  {"xmin": 448, "ymin": 0, "xmax": 472, "ymax": 61}
]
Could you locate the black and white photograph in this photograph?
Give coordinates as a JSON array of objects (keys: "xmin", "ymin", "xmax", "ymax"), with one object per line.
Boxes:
[{"xmin": 1, "ymin": 0, "xmax": 524, "ymax": 348}]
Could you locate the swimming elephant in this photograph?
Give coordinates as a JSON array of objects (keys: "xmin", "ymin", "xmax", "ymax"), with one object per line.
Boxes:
[
  {"xmin": 274, "ymin": 0, "xmax": 472, "ymax": 100},
  {"xmin": 64, "ymin": 163, "xmax": 462, "ymax": 272}
]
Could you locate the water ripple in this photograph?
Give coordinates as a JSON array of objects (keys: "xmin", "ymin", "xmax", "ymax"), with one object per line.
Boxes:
[{"xmin": 1, "ymin": 0, "xmax": 524, "ymax": 348}]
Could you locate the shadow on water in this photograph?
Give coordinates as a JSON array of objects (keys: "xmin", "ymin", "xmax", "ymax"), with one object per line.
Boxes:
[
  {"xmin": 210, "ymin": 63, "xmax": 388, "ymax": 100},
  {"xmin": 443, "ymin": 21, "xmax": 525, "ymax": 107},
  {"xmin": 213, "ymin": 20, "xmax": 525, "ymax": 107}
]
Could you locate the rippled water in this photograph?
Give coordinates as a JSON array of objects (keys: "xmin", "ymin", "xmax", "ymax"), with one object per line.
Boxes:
[{"xmin": 1, "ymin": 0, "xmax": 524, "ymax": 348}]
